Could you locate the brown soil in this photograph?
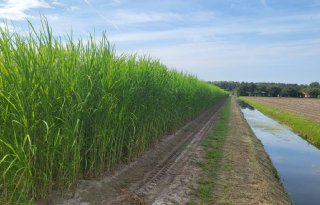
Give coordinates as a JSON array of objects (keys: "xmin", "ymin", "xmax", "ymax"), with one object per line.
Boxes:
[
  {"xmin": 50, "ymin": 100, "xmax": 225, "ymax": 205},
  {"xmin": 211, "ymin": 97, "xmax": 291, "ymax": 205},
  {"xmin": 247, "ymin": 97, "xmax": 320, "ymax": 122},
  {"xmin": 49, "ymin": 97, "xmax": 291, "ymax": 205}
]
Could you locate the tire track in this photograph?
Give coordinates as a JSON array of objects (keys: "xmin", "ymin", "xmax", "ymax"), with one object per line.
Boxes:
[
  {"xmin": 121, "ymin": 100, "xmax": 224, "ymax": 204},
  {"xmin": 51, "ymin": 99, "xmax": 226, "ymax": 205}
]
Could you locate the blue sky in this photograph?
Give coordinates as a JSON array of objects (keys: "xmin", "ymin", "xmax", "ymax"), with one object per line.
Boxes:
[{"xmin": 1, "ymin": 0, "xmax": 320, "ymax": 84}]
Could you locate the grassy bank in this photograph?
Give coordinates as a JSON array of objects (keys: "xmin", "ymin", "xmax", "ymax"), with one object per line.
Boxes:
[
  {"xmin": 0, "ymin": 20, "xmax": 227, "ymax": 204},
  {"xmin": 241, "ymin": 97, "xmax": 320, "ymax": 147},
  {"xmin": 190, "ymin": 98, "xmax": 231, "ymax": 204}
]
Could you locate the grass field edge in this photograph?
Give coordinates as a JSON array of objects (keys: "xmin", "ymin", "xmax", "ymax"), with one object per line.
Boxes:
[{"xmin": 188, "ymin": 97, "xmax": 231, "ymax": 204}]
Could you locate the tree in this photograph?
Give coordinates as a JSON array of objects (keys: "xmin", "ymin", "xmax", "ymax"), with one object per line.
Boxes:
[
  {"xmin": 236, "ymin": 83, "xmax": 250, "ymax": 96},
  {"xmin": 269, "ymin": 86, "xmax": 282, "ymax": 97},
  {"xmin": 302, "ymin": 82, "xmax": 320, "ymax": 98},
  {"xmin": 213, "ymin": 81, "xmax": 307, "ymax": 97},
  {"xmin": 248, "ymin": 83, "xmax": 257, "ymax": 94},
  {"xmin": 258, "ymin": 84, "xmax": 268, "ymax": 92},
  {"xmin": 308, "ymin": 87, "xmax": 320, "ymax": 98},
  {"xmin": 281, "ymin": 87, "xmax": 299, "ymax": 97},
  {"xmin": 309, "ymin": 82, "xmax": 320, "ymax": 88}
]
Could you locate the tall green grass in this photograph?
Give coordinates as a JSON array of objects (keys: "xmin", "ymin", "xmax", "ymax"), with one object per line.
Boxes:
[{"xmin": 0, "ymin": 20, "xmax": 227, "ymax": 204}]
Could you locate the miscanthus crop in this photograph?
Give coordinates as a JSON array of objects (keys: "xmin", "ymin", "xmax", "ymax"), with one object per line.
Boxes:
[{"xmin": 0, "ymin": 20, "xmax": 226, "ymax": 204}]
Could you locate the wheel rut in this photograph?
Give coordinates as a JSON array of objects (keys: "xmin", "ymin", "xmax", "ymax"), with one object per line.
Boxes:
[{"xmin": 51, "ymin": 99, "xmax": 226, "ymax": 205}]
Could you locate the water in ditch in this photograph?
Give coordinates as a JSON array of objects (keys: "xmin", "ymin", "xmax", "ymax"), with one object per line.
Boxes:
[{"xmin": 239, "ymin": 101, "xmax": 320, "ymax": 205}]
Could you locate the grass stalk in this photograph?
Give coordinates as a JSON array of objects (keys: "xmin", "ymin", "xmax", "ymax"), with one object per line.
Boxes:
[{"xmin": 0, "ymin": 19, "xmax": 227, "ymax": 204}]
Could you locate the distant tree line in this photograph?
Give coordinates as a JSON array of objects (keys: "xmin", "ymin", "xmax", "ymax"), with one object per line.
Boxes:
[{"xmin": 211, "ymin": 81, "xmax": 320, "ymax": 98}]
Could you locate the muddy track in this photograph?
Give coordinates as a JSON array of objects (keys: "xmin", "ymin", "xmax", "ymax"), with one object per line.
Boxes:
[{"xmin": 51, "ymin": 99, "xmax": 226, "ymax": 205}]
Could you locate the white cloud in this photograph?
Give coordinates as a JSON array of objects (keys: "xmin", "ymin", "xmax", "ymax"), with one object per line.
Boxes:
[
  {"xmin": 111, "ymin": 0, "xmax": 121, "ymax": 4},
  {"xmin": 110, "ymin": 10, "xmax": 182, "ymax": 25},
  {"xmin": 46, "ymin": 14, "xmax": 59, "ymax": 21},
  {"xmin": 108, "ymin": 22, "xmax": 301, "ymax": 44},
  {"xmin": 51, "ymin": 0, "xmax": 64, "ymax": 7},
  {"xmin": 189, "ymin": 11, "xmax": 216, "ymax": 22},
  {"xmin": 0, "ymin": 22, "xmax": 19, "ymax": 32},
  {"xmin": 0, "ymin": 0, "xmax": 50, "ymax": 20},
  {"xmin": 82, "ymin": 0, "xmax": 120, "ymax": 30},
  {"xmin": 117, "ymin": 39, "xmax": 320, "ymax": 82},
  {"xmin": 67, "ymin": 6, "xmax": 80, "ymax": 12},
  {"xmin": 0, "ymin": 22, "xmax": 24, "ymax": 33},
  {"xmin": 106, "ymin": 9, "xmax": 320, "ymax": 47},
  {"xmin": 109, "ymin": 27, "xmax": 204, "ymax": 42}
]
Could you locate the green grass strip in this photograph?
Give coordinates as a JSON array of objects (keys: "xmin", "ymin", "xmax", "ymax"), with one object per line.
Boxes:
[
  {"xmin": 241, "ymin": 97, "xmax": 320, "ymax": 147},
  {"xmin": 189, "ymin": 98, "xmax": 231, "ymax": 205}
]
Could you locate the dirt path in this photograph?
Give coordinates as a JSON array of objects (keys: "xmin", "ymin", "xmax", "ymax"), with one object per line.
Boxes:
[
  {"xmin": 51, "ymin": 99, "xmax": 226, "ymax": 205},
  {"xmin": 50, "ymin": 97, "xmax": 291, "ymax": 205},
  {"xmin": 211, "ymin": 97, "xmax": 291, "ymax": 205}
]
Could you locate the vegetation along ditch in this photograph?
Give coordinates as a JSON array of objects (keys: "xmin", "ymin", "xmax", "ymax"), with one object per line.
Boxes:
[
  {"xmin": 240, "ymin": 100, "xmax": 320, "ymax": 205},
  {"xmin": 241, "ymin": 97, "xmax": 320, "ymax": 147}
]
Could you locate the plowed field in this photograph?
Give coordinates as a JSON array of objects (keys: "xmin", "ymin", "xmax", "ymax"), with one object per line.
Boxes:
[{"xmin": 246, "ymin": 97, "xmax": 320, "ymax": 121}]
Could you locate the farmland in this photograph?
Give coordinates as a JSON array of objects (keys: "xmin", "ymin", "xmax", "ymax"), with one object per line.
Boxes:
[
  {"xmin": 242, "ymin": 97, "xmax": 320, "ymax": 147},
  {"xmin": 0, "ymin": 20, "xmax": 310, "ymax": 205},
  {"xmin": 0, "ymin": 21, "xmax": 227, "ymax": 204},
  {"xmin": 1, "ymin": 0, "xmax": 320, "ymax": 204},
  {"xmin": 244, "ymin": 97, "xmax": 320, "ymax": 122}
]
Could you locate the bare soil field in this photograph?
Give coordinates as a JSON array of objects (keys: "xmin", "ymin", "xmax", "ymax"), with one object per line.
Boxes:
[
  {"xmin": 211, "ymin": 98, "xmax": 291, "ymax": 205},
  {"xmin": 247, "ymin": 97, "xmax": 320, "ymax": 122}
]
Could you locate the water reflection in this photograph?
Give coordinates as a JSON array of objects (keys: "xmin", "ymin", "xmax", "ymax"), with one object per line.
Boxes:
[
  {"xmin": 240, "ymin": 106, "xmax": 320, "ymax": 205},
  {"xmin": 237, "ymin": 100, "xmax": 254, "ymax": 110}
]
